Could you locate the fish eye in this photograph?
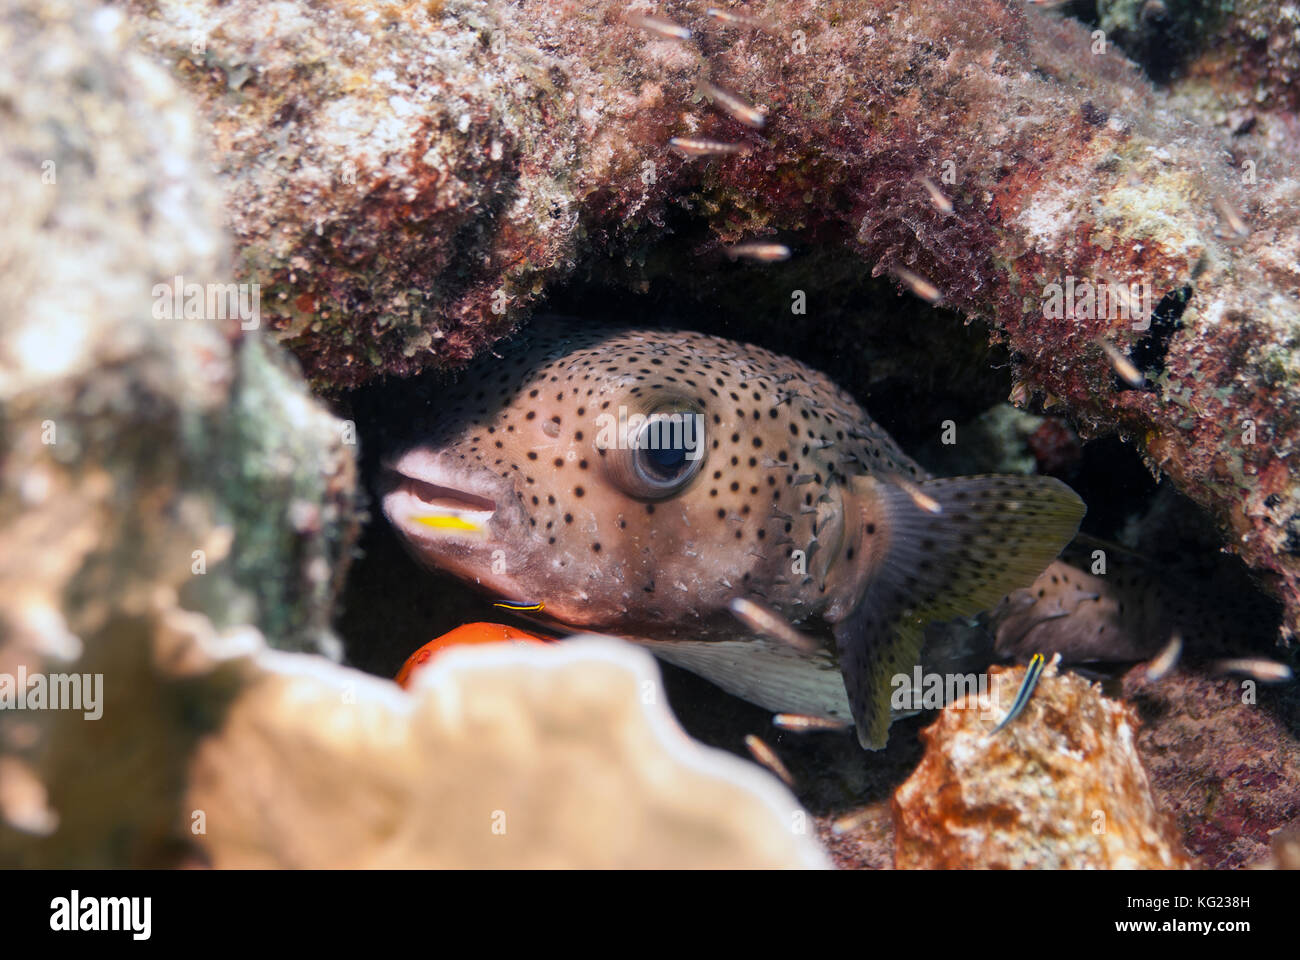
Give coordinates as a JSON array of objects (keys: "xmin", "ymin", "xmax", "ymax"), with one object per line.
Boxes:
[
  {"xmin": 640, "ymin": 436, "xmax": 688, "ymax": 480},
  {"xmin": 605, "ymin": 400, "xmax": 706, "ymax": 500},
  {"xmin": 635, "ymin": 418, "xmax": 693, "ymax": 484}
]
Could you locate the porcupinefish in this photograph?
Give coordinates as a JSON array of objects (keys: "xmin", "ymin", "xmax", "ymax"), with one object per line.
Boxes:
[
  {"xmin": 379, "ymin": 318, "xmax": 1086, "ymax": 749},
  {"xmin": 991, "ymin": 546, "xmax": 1284, "ymax": 664}
]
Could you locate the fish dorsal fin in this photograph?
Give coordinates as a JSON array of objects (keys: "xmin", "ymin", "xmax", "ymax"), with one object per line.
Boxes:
[{"xmin": 832, "ymin": 474, "xmax": 1086, "ymax": 749}]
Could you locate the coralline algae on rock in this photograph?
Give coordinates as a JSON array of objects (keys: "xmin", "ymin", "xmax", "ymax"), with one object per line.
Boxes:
[
  {"xmin": 5, "ymin": 0, "xmax": 1296, "ymax": 870},
  {"xmin": 893, "ymin": 660, "xmax": 1193, "ymax": 868},
  {"xmin": 1, "ymin": 0, "xmax": 823, "ymax": 870},
  {"xmin": 113, "ymin": 0, "xmax": 1300, "ymax": 646},
  {"xmin": 1121, "ymin": 664, "xmax": 1300, "ymax": 869},
  {"xmin": 1099, "ymin": 0, "xmax": 1300, "ymax": 111}
]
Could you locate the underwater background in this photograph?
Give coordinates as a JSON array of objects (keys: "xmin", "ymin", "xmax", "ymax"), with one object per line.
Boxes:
[{"xmin": 1, "ymin": 0, "xmax": 1297, "ymax": 869}]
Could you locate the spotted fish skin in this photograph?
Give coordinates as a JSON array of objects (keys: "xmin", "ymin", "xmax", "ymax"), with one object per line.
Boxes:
[
  {"xmin": 991, "ymin": 552, "xmax": 1284, "ymax": 664},
  {"xmin": 381, "ymin": 317, "xmax": 1086, "ymax": 748},
  {"xmin": 382, "ymin": 319, "xmax": 917, "ymax": 638}
]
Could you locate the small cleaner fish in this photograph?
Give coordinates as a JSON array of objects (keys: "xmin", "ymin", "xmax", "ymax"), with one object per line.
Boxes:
[{"xmin": 379, "ymin": 318, "xmax": 1085, "ymax": 749}]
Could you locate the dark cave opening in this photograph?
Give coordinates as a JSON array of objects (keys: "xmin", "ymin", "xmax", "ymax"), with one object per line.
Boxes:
[{"xmin": 328, "ymin": 221, "xmax": 1288, "ymax": 828}]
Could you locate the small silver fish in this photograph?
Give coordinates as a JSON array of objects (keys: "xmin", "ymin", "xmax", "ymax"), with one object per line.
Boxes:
[
  {"xmin": 700, "ymin": 80, "xmax": 768, "ymax": 129},
  {"xmin": 669, "ymin": 137, "xmax": 751, "ymax": 158},
  {"xmin": 706, "ymin": 8, "xmax": 766, "ymax": 28},
  {"xmin": 381, "ymin": 319, "xmax": 1085, "ymax": 749},
  {"xmin": 1212, "ymin": 195, "xmax": 1250, "ymax": 240},
  {"xmin": 1145, "ymin": 632, "xmax": 1183, "ymax": 681},
  {"xmin": 744, "ymin": 734, "xmax": 795, "ymax": 786},
  {"xmin": 625, "ymin": 12, "xmax": 692, "ymax": 42},
  {"xmin": 729, "ymin": 597, "xmax": 818, "ymax": 653},
  {"xmin": 892, "ymin": 267, "xmax": 942, "ymax": 304},
  {"xmin": 891, "ymin": 474, "xmax": 943, "ymax": 514},
  {"xmin": 725, "ymin": 242, "xmax": 791, "ymax": 262},
  {"xmin": 831, "ymin": 807, "xmax": 876, "ymax": 835},
  {"xmin": 773, "ymin": 713, "xmax": 851, "ymax": 732},
  {"xmin": 917, "ymin": 176, "xmax": 954, "ymax": 214},
  {"xmin": 1214, "ymin": 658, "xmax": 1292, "ymax": 683},
  {"xmin": 1096, "ymin": 337, "xmax": 1145, "ymax": 388}
]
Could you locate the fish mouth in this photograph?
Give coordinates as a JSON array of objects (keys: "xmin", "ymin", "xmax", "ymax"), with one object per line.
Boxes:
[
  {"xmin": 403, "ymin": 476, "xmax": 498, "ymax": 519},
  {"xmin": 380, "ymin": 448, "xmax": 546, "ymax": 606},
  {"xmin": 380, "ymin": 451, "xmax": 502, "ymax": 536}
]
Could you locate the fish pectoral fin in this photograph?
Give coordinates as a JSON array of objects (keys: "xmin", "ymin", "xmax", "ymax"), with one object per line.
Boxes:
[
  {"xmin": 834, "ymin": 473, "xmax": 1086, "ymax": 750},
  {"xmin": 833, "ymin": 597, "xmax": 927, "ymax": 750}
]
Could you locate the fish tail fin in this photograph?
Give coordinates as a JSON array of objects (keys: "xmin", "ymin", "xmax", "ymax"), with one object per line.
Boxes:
[{"xmin": 833, "ymin": 474, "xmax": 1085, "ymax": 749}]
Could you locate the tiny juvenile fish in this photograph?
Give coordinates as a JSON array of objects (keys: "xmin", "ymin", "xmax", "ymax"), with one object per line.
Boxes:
[
  {"xmin": 725, "ymin": 242, "xmax": 791, "ymax": 262},
  {"xmin": 705, "ymin": 8, "xmax": 768, "ymax": 29},
  {"xmin": 892, "ymin": 267, "xmax": 942, "ymax": 304},
  {"xmin": 744, "ymin": 734, "xmax": 795, "ymax": 786},
  {"xmin": 1096, "ymin": 337, "xmax": 1145, "ymax": 388},
  {"xmin": 773, "ymin": 713, "xmax": 851, "ymax": 733},
  {"xmin": 1145, "ymin": 632, "xmax": 1182, "ymax": 681},
  {"xmin": 381, "ymin": 318, "xmax": 1085, "ymax": 749},
  {"xmin": 699, "ymin": 80, "xmax": 768, "ymax": 129},
  {"xmin": 669, "ymin": 137, "xmax": 751, "ymax": 159},
  {"xmin": 625, "ymin": 12, "xmax": 692, "ymax": 41},
  {"xmin": 1214, "ymin": 658, "xmax": 1292, "ymax": 683},
  {"xmin": 917, "ymin": 176, "xmax": 953, "ymax": 215},
  {"xmin": 1212, "ymin": 195, "xmax": 1250, "ymax": 240}
]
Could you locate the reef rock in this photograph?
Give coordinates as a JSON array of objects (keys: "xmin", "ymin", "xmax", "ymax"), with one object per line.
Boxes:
[
  {"xmin": 1122, "ymin": 664, "xmax": 1300, "ymax": 869},
  {"xmin": 0, "ymin": 0, "xmax": 824, "ymax": 870},
  {"xmin": 1098, "ymin": 0, "xmax": 1300, "ymax": 112},
  {"xmin": 0, "ymin": 0, "xmax": 357, "ymax": 866},
  {"xmin": 893, "ymin": 660, "xmax": 1193, "ymax": 868},
  {"xmin": 111, "ymin": 0, "xmax": 1300, "ymax": 645}
]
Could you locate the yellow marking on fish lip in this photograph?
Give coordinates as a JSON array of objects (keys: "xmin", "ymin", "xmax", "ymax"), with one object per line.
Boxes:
[
  {"xmin": 413, "ymin": 514, "xmax": 484, "ymax": 532},
  {"xmin": 492, "ymin": 601, "xmax": 545, "ymax": 612}
]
